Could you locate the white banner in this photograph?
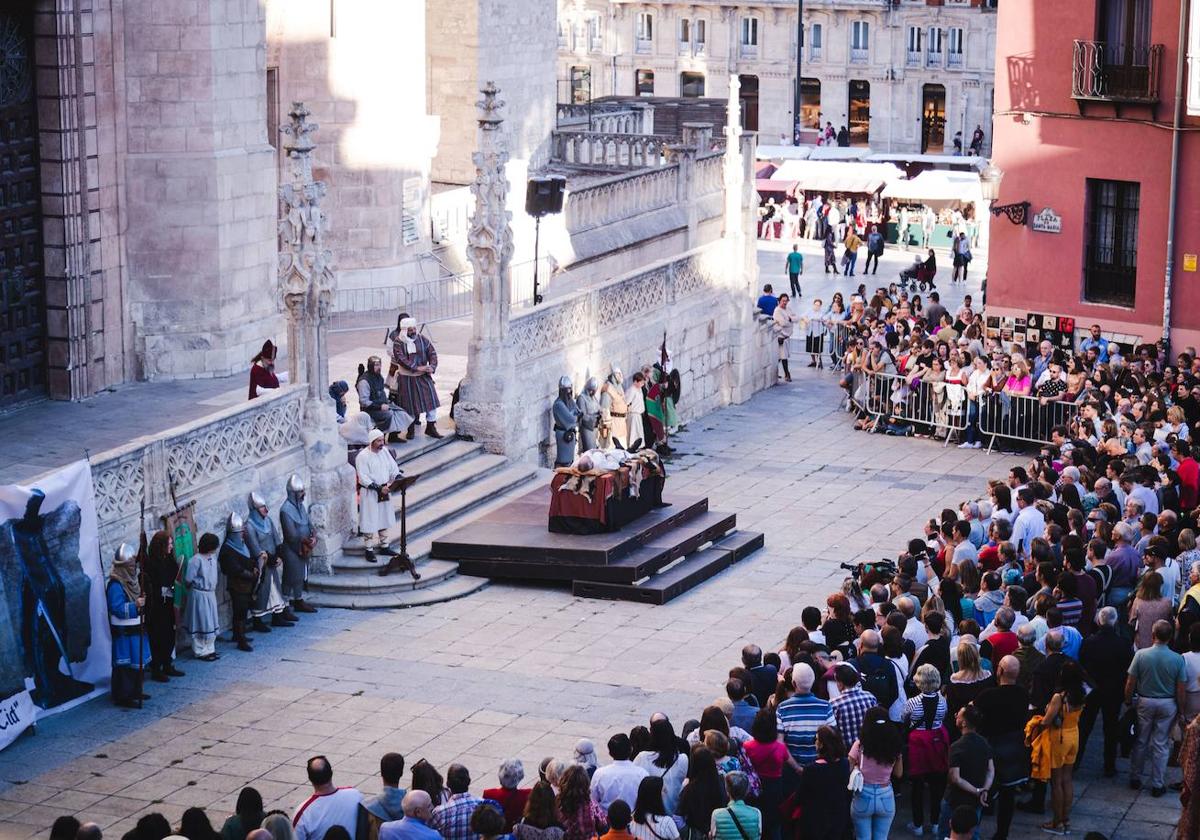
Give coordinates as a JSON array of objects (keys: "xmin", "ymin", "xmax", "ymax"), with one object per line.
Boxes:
[{"xmin": 0, "ymin": 460, "xmax": 111, "ymax": 751}]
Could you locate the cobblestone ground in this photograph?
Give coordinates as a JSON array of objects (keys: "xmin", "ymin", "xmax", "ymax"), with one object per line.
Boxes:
[{"xmin": 0, "ymin": 372, "xmax": 1180, "ymax": 840}]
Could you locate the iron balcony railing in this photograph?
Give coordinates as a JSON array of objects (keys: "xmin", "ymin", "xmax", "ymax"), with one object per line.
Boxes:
[{"xmin": 1072, "ymin": 40, "xmax": 1164, "ymax": 104}]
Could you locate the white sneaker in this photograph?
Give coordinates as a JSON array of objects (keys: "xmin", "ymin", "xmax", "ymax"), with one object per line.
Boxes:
[
  {"xmin": 905, "ymin": 824, "xmax": 924, "ymax": 837},
  {"xmin": 973, "ymin": 441, "xmax": 983, "ymax": 449},
  {"xmin": 957, "ymin": 441, "xmax": 972, "ymax": 449}
]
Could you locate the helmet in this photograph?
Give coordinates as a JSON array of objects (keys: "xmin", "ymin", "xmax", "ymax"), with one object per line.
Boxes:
[
  {"xmin": 558, "ymin": 375, "xmax": 572, "ymax": 390},
  {"xmin": 610, "ymin": 367, "xmax": 623, "ymax": 384},
  {"xmin": 248, "ymin": 491, "xmax": 267, "ymax": 510},
  {"xmin": 227, "ymin": 511, "xmax": 245, "ymax": 533},
  {"xmin": 114, "ymin": 543, "xmax": 137, "ymax": 565},
  {"xmin": 367, "ymin": 355, "xmax": 382, "ymax": 368},
  {"xmin": 585, "ymin": 376, "xmax": 598, "ymax": 392},
  {"xmin": 287, "ymin": 474, "xmax": 305, "ymax": 495}
]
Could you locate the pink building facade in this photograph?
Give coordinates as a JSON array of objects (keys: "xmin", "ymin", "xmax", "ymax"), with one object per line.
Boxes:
[{"xmin": 987, "ymin": 0, "xmax": 1200, "ymax": 354}]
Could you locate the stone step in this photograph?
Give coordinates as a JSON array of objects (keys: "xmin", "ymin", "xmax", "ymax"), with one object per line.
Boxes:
[
  {"xmin": 343, "ymin": 464, "xmax": 542, "ymax": 555},
  {"xmin": 388, "ymin": 451, "xmax": 509, "ymax": 515},
  {"xmin": 307, "ymin": 558, "xmax": 460, "ymax": 594},
  {"xmin": 386, "ymin": 427, "xmax": 459, "ymax": 466},
  {"xmin": 392, "ymin": 437, "xmax": 481, "ymax": 474},
  {"xmin": 307, "ymin": 574, "xmax": 489, "ymax": 610}
]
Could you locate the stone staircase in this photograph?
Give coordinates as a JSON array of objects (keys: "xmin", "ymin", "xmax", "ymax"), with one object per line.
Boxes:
[{"xmin": 305, "ymin": 434, "xmax": 543, "ymax": 609}]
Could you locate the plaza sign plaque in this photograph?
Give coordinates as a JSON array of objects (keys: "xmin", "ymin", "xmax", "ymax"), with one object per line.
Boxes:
[{"xmin": 1031, "ymin": 207, "xmax": 1062, "ymax": 234}]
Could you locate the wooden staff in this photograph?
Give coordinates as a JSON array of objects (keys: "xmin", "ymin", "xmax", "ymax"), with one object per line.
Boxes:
[{"xmin": 136, "ymin": 499, "xmax": 149, "ymax": 710}]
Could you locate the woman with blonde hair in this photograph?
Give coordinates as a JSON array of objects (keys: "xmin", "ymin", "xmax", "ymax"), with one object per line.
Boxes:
[
  {"xmin": 944, "ymin": 639, "xmax": 994, "ymax": 740},
  {"xmin": 1130, "ymin": 571, "xmax": 1172, "ymax": 649}
]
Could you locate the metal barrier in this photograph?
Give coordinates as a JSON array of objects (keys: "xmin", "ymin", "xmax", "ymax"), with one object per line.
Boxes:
[
  {"xmin": 852, "ymin": 371, "xmax": 968, "ymax": 446},
  {"xmin": 977, "ymin": 392, "xmax": 1081, "ymax": 453},
  {"xmin": 330, "ymin": 285, "xmax": 412, "ymax": 330}
]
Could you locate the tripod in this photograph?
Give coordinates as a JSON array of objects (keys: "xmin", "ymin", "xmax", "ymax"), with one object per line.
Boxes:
[{"xmin": 379, "ymin": 473, "xmax": 421, "ymax": 580}]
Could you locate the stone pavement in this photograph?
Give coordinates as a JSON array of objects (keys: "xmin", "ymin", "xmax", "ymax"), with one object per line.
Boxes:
[{"xmin": 0, "ymin": 363, "xmax": 1179, "ymax": 840}]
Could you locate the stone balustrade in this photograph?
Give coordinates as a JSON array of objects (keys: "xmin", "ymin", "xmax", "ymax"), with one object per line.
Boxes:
[
  {"xmin": 501, "ymin": 242, "xmax": 776, "ymax": 465},
  {"xmin": 565, "ymin": 164, "xmax": 680, "ymax": 234},
  {"xmin": 75, "ymin": 385, "xmax": 309, "ymax": 571},
  {"xmin": 556, "ymin": 102, "xmax": 654, "ymax": 134},
  {"xmin": 551, "ymin": 130, "xmax": 673, "ymax": 170},
  {"xmin": 695, "ymin": 151, "xmax": 725, "ymax": 198}
]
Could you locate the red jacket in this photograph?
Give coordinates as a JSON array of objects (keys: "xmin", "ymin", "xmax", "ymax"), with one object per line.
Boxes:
[{"xmin": 1178, "ymin": 456, "xmax": 1199, "ymax": 510}]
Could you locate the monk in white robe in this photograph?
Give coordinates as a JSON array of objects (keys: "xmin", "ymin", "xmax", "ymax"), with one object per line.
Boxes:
[{"xmin": 355, "ymin": 429, "xmax": 399, "ymax": 549}]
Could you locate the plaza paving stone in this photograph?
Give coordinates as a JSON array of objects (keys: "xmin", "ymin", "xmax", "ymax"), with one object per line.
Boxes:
[{"xmin": 0, "ymin": 366, "xmax": 1181, "ymax": 840}]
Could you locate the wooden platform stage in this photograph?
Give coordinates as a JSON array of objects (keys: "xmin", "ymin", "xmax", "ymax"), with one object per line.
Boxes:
[{"xmin": 430, "ymin": 485, "xmax": 763, "ymax": 604}]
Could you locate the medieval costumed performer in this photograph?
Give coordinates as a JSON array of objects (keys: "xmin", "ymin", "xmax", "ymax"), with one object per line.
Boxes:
[
  {"xmin": 217, "ymin": 513, "xmax": 259, "ymax": 652},
  {"xmin": 182, "ymin": 532, "xmax": 221, "ymax": 661},
  {"xmin": 279, "ymin": 475, "xmax": 318, "ymax": 614},
  {"xmin": 624, "ymin": 372, "xmax": 646, "ymax": 451},
  {"xmin": 356, "ymin": 355, "xmax": 414, "ymax": 441},
  {"xmin": 576, "ymin": 377, "xmax": 602, "ymax": 452},
  {"xmin": 245, "ymin": 492, "xmax": 293, "ymax": 627},
  {"xmin": 356, "ymin": 429, "xmax": 399, "ymax": 553},
  {"xmin": 145, "ymin": 531, "xmax": 184, "ymax": 682},
  {"xmin": 598, "ymin": 368, "xmax": 629, "ymax": 450},
  {"xmin": 391, "ymin": 317, "xmax": 443, "ymax": 440},
  {"xmin": 552, "ymin": 376, "xmax": 582, "ymax": 468},
  {"xmin": 107, "ymin": 543, "xmax": 149, "ymax": 707},
  {"xmin": 248, "ymin": 340, "xmax": 279, "ymax": 400}
]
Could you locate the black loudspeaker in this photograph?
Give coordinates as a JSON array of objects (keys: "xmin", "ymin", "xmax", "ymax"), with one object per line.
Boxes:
[{"xmin": 525, "ymin": 176, "xmax": 566, "ymax": 217}]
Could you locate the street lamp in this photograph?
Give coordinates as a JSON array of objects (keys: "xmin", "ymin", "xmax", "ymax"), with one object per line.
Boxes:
[
  {"xmin": 793, "ymin": 0, "xmax": 803, "ymax": 145},
  {"xmin": 980, "ymin": 163, "xmax": 1030, "ymax": 226}
]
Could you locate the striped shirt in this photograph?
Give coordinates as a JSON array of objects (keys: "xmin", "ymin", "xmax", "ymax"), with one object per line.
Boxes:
[
  {"xmin": 776, "ymin": 693, "xmax": 835, "ymax": 766},
  {"xmin": 902, "ymin": 693, "xmax": 948, "ymax": 730}
]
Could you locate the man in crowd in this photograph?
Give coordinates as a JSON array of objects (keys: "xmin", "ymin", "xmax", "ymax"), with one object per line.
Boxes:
[
  {"xmin": 294, "ymin": 756, "xmax": 363, "ymax": 840},
  {"xmin": 431, "ymin": 764, "xmax": 487, "ymax": 840},
  {"xmin": 1126, "ymin": 619, "xmax": 1187, "ymax": 796},
  {"xmin": 829, "ymin": 663, "xmax": 876, "ymax": 747},
  {"xmin": 741, "ymin": 644, "xmax": 778, "ymax": 707},
  {"xmin": 590, "ymin": 733, "xmax": 647, "ymax": 809},
  {"xmin": 362, "ymin": 752, "xmax": 408, "ymax": 838},
  {"xmin": 381, "ymin": 792, "xmax": 441, "ymax": 840},
  {"xmin": 1078, "ymin": 606, "xmax": 1133, "ymax": 777},
  {"xmin": 280, "ymin": 474, "xmax": 319, "ymax": 615},
  {"xmin": 776, "ymin": 663, "xmax": 835, "ymax": 768}
]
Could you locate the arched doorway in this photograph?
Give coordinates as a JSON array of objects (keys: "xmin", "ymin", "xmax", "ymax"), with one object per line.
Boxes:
[
  {"xmin": 738, "ymin": 74, "xmax": 759, "ymax": 132},
  {"xmin": 0, "ymin": 6, "xmax": 46, "ymax": 407},
  {"xmin": 921, "ymin": 83, "xmax": 946, "ymax": 153},
  {"xmin": 848, "ymin": 80, "xmax": 870, "ymax": 145}
]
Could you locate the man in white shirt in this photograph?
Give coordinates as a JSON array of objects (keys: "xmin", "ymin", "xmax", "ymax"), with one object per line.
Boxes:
[
  {"xmin": 1011, "ymin": 488, "xmax": 1045, "ymax": 560},
  {"xmin": 1122, "ymin": 471, "xmax": 1161, "ymax": 517},
  {"xmin": 951, "ymin": 521, "xmax": 979, "ymax": 567},
  {"xmin": 294, "ymin": 756, "xmax": 363, "ymax": 840},
  {"xmin": 896, "ymin": 596, "xmax": 928, "ymax": 649},
  {"xmin": 589, "ymin": 733, "xmax": 647, "ymax": 809}
]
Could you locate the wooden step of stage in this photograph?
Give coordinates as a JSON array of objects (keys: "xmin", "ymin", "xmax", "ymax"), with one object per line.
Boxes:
[{"xmin": 432, "ymin": 485, "xmax": 764, "ymax": 602}]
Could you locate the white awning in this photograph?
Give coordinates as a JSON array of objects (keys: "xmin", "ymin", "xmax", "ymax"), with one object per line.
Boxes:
[
  {"xmin": 771, "ymin": 159, "xmax": 905, "ymax": 195},
  {"xmin": 880, "ymin": 170, "xmax": 983, "ymax": 204},
  {"xmin": 808, "ymin": 146, "xmax": 873, "ymax": 161},
  {"xmin": 865, "ymin": 153, "xmax": 986, "ymax": 171},
  {"xmin": 755, "ymin": 144, "xmax": 812, "ymax": 160}
]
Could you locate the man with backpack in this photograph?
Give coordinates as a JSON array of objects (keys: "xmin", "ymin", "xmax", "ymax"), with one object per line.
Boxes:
[
  {"xmin": 863, "ymin": 224, "xmax": 884, "ymax": 275},
  {"xmin": 849, "ymin": 629, "xmax": 901, "ymax": 713},
  {"xmin": 830, "ymin": 663, "xmax": 879, "ymax": 747}
]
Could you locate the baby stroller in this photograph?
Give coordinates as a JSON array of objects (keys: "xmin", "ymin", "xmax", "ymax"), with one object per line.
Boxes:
[{"xmin": 898, "ymin": 257, "xmax": 937, "ymax": 293}]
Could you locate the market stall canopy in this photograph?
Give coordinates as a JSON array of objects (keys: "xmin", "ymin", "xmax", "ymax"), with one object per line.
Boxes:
[
  {"xmin": 809, "ymin": 146, "xmax": 873, "ymax": 161},
  {"xmin": 881, "ymin": 169, "xmax": 983, "ymax": 203},
  {"xmin": 772, "ymin": 159, "xmax": 904, "ymax": 195},
  {"xmin": 755, "ymin": 144, "xmax": 813, "ymax": 161},
  {"xmin": 865, "ymin": 153, "xmax": 986, "ymax": 171}
]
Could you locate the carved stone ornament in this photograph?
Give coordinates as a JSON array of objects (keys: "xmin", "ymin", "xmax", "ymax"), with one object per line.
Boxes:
[
  {"xmin": 278, "ymin": 102, "xmax": 336, "ymax": 311},
  {"xmin": 466, "ymin": 81, "xmax": 514, "ymax": 339}
]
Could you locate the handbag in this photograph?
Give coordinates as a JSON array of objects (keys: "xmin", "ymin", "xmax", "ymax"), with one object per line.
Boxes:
[{"xmin": 847, "ymin": 766, "xmax": 864, "ymax": 793}]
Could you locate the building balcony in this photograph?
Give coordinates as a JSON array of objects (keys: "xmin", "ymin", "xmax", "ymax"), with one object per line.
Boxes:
[
  {"xmin": 695, "ymin": 41, "xmax": 706, "ymax": 55},
  {"xmin": 677, "ymin": 40, "xmax": 690, "ymax": 56},
  {"xmin": 635, "ymin": 38, "xmax": 652, "ymax": 54},
  {"xmin": 590, "ymin": 37, "xmax": 602, "ymax": 52},
  {"xmin": 947, "ymin": 52, "xmax": 963, "ymax": 69},
  {"xmin": 810, "ymin": 46, "xmax": 822, "ymax": 62},
  {"xmin": 740, "ymin": 44, "xmax": 759, "ymax": 59},
  {"xmin": 926, "ymin": 51, "xmax": 942, "ymax": 69},
  {"xmin": 905, "ymin": 50, "xmax": 920, "ymax": 68},
  {"xmin": 850, "ymin": 46, "xmax": 868, "ymax": 64},
  {"xmin": 1072, "ymin": 40, "xmax": 1164, "ymax": 105}
]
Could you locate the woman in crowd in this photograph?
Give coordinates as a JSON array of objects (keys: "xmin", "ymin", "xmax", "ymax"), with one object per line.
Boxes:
[
  {"xmin": 677, "ymin": 746, "xmax": 726, "ymax": 840},
  {"xmin": 902, "ymin": 664, "xmax": 949, "ymax": 836},
  {"xmin": 823, "ymin": 593, "xmax": 856, "ymax": 651},
  {"xmin": 848, "ymin": 708, "xmax": 904, "ymax": 840},
  {"xmin": 1130, "ymin": 570, "xmax": 1172, "ymax": 649},
  {"xmin": 219, "ymin": 788, "xmax": 263, "ymax": 840},
  {"xmin": 629, "ymin": 777, "xmax": 678, "ymax": 840},
  {"xmin": 514, "ymin": 782, "xmax": 564, "ymax": 840},
  {"xmin": 803, "ymin": 298, "xmax": 827, "ymax": 369},
  {"xmin": 179, "ymin": 807, "xmax": 220, "ymax": 840},
  {"xmin": 943, "ymin": 640, "xmax": 994, "ymax": 740},
  {"xmin": 1033, "ymin": 661, "xmax": 1086, "ymax": 835},
  {"xmin": 556, "ymin": 764, "xmax": 608, "ymax": 840},
  {"xmin": 633, "ymin": 717, "xmax": 688, "ymax": 814},
  {"xmin": 772, "ymin": 293, "xmax": 799, "ymax": 382},
  {"xmin": 794, "ymin": 726, "xmax": 851, "ymax": 840},
  {"xmin": 411, "ymin": 759, "xmax": 448, "ymax": 807},
  {"xmin": 743, "ymin": 709, "xmax": 794, "ymax": 840}
]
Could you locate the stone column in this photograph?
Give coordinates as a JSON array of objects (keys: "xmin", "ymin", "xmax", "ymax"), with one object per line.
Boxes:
[
  {"xmin": 455, "ymin": 83, "xmax": 518, "ymax": 456},
  {"xmin": 722, "ymin": 76, "xmax": 770, "ymax": 404},
  {"xmin": 277, "ymin": 102, "xmax": 355, "ymax": 572}
]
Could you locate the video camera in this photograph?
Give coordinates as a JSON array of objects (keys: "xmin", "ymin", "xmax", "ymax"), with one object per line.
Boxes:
[{"xmin": 839, "ymin": 559, "xmax": 898, "ymax": 584}]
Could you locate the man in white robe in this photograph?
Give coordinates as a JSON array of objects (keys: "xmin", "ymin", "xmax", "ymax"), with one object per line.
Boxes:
[{"xmin": 356, "ymin": 429, "xmax": 399, "ymax": 552}]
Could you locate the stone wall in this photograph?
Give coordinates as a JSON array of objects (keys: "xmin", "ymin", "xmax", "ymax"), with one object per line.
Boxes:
[
  {"xmin": 265, "ymin": 0, "xmax": 439, "ymax": 287},
  {"xmin": 121, "ymin": 0, "xmax": 281, "ymax": 380},
  {"xmin": 487, "ymin": 243, "xmax": 776, "ymax": 466},
  {"xmin": 77, "ymin": 386, "xmax": 309, "ymax": 572},
  {"xmin": 427, "ymin": 0, "xmax": 557, "ymax": 185}
]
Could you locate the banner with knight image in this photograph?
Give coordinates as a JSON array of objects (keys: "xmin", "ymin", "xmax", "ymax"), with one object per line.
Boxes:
[{"xmin": 0, "ymin": 460, "xmax": 112, "ymax": 751}]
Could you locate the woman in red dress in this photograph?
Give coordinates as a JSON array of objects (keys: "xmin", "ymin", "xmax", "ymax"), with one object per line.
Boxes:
[{"xmin": 248, "ymin": 340, "xmax": 279, "ymax": 399}]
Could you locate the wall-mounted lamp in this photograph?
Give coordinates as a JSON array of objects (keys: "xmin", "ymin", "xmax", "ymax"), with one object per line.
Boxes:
[{"xmin": 980, "ymin": 164, "xmax": 1030, "ymax": 226}]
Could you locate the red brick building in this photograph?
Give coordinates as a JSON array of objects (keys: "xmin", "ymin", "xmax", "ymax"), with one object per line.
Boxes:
[{"xmin": 986, "ymin": 0, "xmax": 1200, "ymax": 354}]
